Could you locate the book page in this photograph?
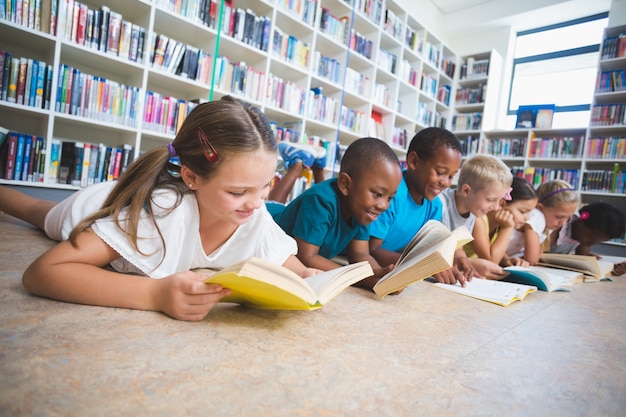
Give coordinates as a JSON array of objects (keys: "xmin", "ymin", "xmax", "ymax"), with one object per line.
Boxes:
[
  {"xmin": 538, "ymin": 253, "xmax": 601, "ymax": 279},
  {"xmin": 433, "ymin": 279, "xmax": 537, "ymax": 306}
]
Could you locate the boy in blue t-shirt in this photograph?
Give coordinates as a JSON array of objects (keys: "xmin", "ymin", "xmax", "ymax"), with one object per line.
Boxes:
[
  {"xmin": 369, "ymin": 127, "xmax": 475, "ymax": 285},
  {"xmin": 268, "ymin": 137, "xmax": 402, "ymax": 290}
]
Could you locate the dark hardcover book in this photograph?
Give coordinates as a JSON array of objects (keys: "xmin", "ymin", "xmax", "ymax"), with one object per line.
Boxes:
[
  {"xmin": 0, "ymin": 50, "xmax": 4, "ymax": 97},
  {"xmin": 71, "ymin": 141, "xmax": 84, "ymax": 186},
  {"xmin": 1, "ymin": 51, "xmax": 10, "ymax": 101},
  {"xmin": 129, "ymin": 23, "xmax": 139, "ymax": 62},
  {"xmin": 99, "ymin": 5, "xmax": 110, "ymax": 52},
  {"xmin": 99, "ymin": 146, "xmax": 112, "ymax": 183},
  {"xmin": 58, "ymin": 140, "xmax": 76, "ymax": 184},
  {"xmin": 136, "ymin": 26, "xmax": 145, "ymax": 63},
  {"xmin": 85, "ymin": 8, "xmax": 94, "ymax": 47},
  {"xmin": 43, "ymin": 64, "xmax": 53, "ymax": 110},
  {"xmin": 2, "ymin": 132, "xmax": 18, "ymax": 180},
  {"xmin": 91, "ymin": 9, "xmax": 101, "ymax": 49}
]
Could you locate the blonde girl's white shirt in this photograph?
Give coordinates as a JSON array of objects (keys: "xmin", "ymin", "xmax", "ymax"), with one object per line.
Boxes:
[
  {"xmin": 507, "ymin": 208, "xmax": 546, "ymax": 258},
  {"xmin": 48, "ymin": 181, "xmax": 298, "ymax": 278}
]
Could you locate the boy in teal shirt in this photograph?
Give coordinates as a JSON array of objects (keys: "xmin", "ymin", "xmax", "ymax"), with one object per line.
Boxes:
[{"xmin": 268, "ymin": 137, "xmax": 402, "ymax": 289}]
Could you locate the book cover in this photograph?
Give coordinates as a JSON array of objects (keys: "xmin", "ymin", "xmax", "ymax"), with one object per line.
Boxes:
[
  {"xmin": 24, "ymin": 58, "xmax": 35, "ymax": 107},
  {"xmin": 80, "ymin": 142, "xmax": 91, "ymax": 187},
  {"xmin": 13, "ymin": 133, "xmax": 26, "ymax": 181},
  {"xmin": 20, "ymin": 134, "xmax": 33, "ymax": 181},
  {"xmin": 48, "ymin": 138, "xmax": 61, "ymax": 183},
  {"xmin": 71, "ymin": 141, "xmax": 84, "ymax": 186},
  {"xmin": 58, "ymin": 140, "xmax": 75, "ymax": 184},
  {"xmin": 99, "ymin": 5, "xmax": 111, "ymax": 53},
  {"xmin": 6, "ymin": 56, "xmax": 21, "ymax": 103},
  {"xmin": 537, "ymin": 253, "xmax": 616, "ymax": 282},
  {"xmin": 87, "ymin": 142, "xmax": 99, "ymax": 185},
  {"xmin": 34, "ymin": 59, "xmax": 46, "ymax": 108},
  {"xmin": 503, "ymin": 265, "xmax": 581, "ymax": 292},
  {"xmin": 1, "ymin": 51, "xmax": 10, "ymax": 101},
  {"xmin": 197, "ymin": 258, "xmax": 373, "ymax": 310},
  {"xmin": 433, "ymin": 278, "xmax": 537, "ymax": 307},
  {"xmin": 373, "ymin": 220, "xmax": 474, "ymax": 297},
  {"xmin": 3, "ymin": 132, "xmax": 18, "ymax": 180},
  {"xmin": 118, "ymin": 19, "xmax": 132, "ymax": 60}
]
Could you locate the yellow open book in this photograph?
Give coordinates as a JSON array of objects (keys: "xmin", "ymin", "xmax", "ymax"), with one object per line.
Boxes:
[
  {"xmin": 373, "ymin": 220, "xmax": 474, "ymax": 297},
  {"xmin": 195, "ymin": 257, "xmax": 373, "ymax": 310},
  {"xmin": 433, "ymin": 278, "xmax": 537, "ymax": 306}
]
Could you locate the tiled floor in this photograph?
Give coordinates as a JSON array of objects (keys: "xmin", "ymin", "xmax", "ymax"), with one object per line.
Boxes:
[{"xmin": 1, "ymin": 212, "xmax": 625, "ymax": 416}]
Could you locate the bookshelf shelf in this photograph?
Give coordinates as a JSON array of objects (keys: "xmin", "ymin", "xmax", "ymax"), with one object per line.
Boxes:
[{"xmin": 1, "ymin": 0, "xmax": 461, "ymax": 190}]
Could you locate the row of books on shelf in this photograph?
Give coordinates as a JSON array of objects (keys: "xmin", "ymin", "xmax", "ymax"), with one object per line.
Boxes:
[
  {"xmin": 600, "ymin": 32, "xmax": 626, "ymax": 60},
  {"xmin": 398, "ymin": 60, "xmax": 418, "ymax": 87},
  {"xmin": 55, "ymin": 64, "xmax": 140, "ymax": 127},
  {"xmin": 0, "ymin": 129, "xmax": 134, "ymax": 186},
  {"xmin": 0, "ymin": 51, "xmax": 52, "ymax": 109},
  {"xmin": 456, "ymin": 84, "xmax": 485, "ymax": 105},
  {"xmin": 155, "ymin": 0, "xmax": 221, "ymax": 29},
  {"xmin": 272, "ymin": 27, "xmax": 310, "ymax": 69},
  {"xmin": 306, "ymin": 87, "xmax": 338, "ymax": 125},
  {"xmin": 149, "ymin": 35, "xmax": 213, "ymax": 83},
  {"xmin": 221, "ymin": 3, "xmax": 271, "ymax": 52},
  {"xmin": 482, "ymin": 137, "xmax": 525, "ymax": 158},
  {"xmin": 313, "ymin": 51, "xmax": 342, "ymax": 84},
  {"xmin": 528, "ymin": 135, "xmax": 584, "ymax": 158},
  {"xmin": 419, "ymin": 72, "xmax": 438, "ymax": 99},
  {"xmin": 459, "ymin": 58, "xmax": 489, "ymax": 80},
  {"xmin": 586, "ymin": 137, "xmax": 626, "ymax": 159},
  {"xmin": 452, "ymin": 112, "xmax": 482, "ymax": 131},
  {"xmin": 589, "ymin": 103, "xmax": 626, "ymax": 126},
  {"xmin": 437, "ymin": 85, "xmax": 451, "ymax": 106},
  {"xmin": 440, "ymin": 56, "xmax": 456, "ymax": 79},
  {"xmin": 595, "ymin": 70, "xmax": 626, "ymax": 93},
  {"xmin": 348, "ymin": 29, "xmax": 374, "ymax": 60},
  {"xmin": 458, "ymin": 135, "xmax": 480, "ymax": 156},
  {"xmin": 143, "ymin": 93, "xmax": 203, "ymax": 135},
  {"xmin": 512, "ymin": 166, "xmax": 580, "ymax": 191},
  {"xmin": 0, "ymin": 130, "xmax": 47, "ymax": 182},
  {"xmin": 373, "ymin": 83, "xmax": 391, "ymax": 108},
  {"xmin": 581, "ymin": 166, "xmax": 625, "ymax": 194},
  {"xmin": 0, "ymin": 0, "xmax": 54, "ymax": 33},
  {"xmin": 59, "ymin": 3, "xmax": 146, "ymax": 63}
]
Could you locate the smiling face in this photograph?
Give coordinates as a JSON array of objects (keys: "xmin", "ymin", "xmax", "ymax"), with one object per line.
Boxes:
[
  {"xmin": 191, "ymin": 149, "xmax": 277, "ymax": 227},
  {"xmin": 460, "ymin": 182, "xmax": 512, "ymax": 217},
  {"xmin": 539, "ymin": 202, "xmax": 578, "ymax": 230},
  {"xmin": 506, "ymin": 197, "xmax": 539, "ymax": 230},
  {"xmin": 338, "ymin": 159, "xmax": 402, "ymax": 226},
  {"xmin": 405, "ymin": 146, "xmax": 462, "ymax": 203}
]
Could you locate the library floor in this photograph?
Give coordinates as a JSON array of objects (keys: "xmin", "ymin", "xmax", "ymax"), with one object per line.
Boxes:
[{"xmin": 1, "ymin": 213, "xmax": 625, "ymax": 417}]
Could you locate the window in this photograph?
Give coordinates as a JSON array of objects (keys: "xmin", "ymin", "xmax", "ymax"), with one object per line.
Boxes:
[{"xmin": 506, "ymin": 13, "xmax": 609, "ymax": 129}]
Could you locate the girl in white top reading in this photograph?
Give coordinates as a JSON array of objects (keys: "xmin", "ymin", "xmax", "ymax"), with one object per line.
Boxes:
[{"xmin": 0, "ymin": 96, "xmax": 317, "ymax": 321}]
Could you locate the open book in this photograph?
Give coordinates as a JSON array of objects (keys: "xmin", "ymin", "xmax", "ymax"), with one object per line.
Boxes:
[
  {"xmin": 433, "ymin": 278, "xmax": 537, "ymax": 306},
  {"xmin": 538, "ymin": 253, "xmax": 619, "ymax": 282},
  {"xmin": 373, "ymin": 220, "xmax": 474, "ymax": 297},
  {"xmin": 503, "ymin": 265, "xmax": 582, "ymax": 292},
  {"xmin": 195, "ymin": 257, "xmax": 373, "ymax": 310}
]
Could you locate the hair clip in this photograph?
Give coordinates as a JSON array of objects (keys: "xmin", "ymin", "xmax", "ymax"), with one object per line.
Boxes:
[
  {"xmin": 503, "ymin": 187, "xmax": 513, "ymax": 201},
  {"xmin": 197, "ymin": 127, "xmax": 219, "ymax": 163},
  {"xmin": 580, "ymin": 211, "xmax": 589, "ymax": 220}
]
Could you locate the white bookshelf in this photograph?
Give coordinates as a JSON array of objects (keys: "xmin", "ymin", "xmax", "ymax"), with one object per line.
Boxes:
[{"xmin": 0, "ymin": 0, "xmax": 460, "ymax": 188}]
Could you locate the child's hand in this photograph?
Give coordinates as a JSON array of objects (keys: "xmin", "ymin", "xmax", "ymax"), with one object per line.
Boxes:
[
  {"xmin": 373, "ymin": 263, "xmax": 394, "ymax": 279},
  {"xmin": 453, "ymin": 257, "xmax": 478, "ymax": 284},
  {"xmin": 470, "ymin": 258, "xmax": 509, "ymax": 280},
  {"xmin": 152, "ymin": 271, "xmax": 232, "ymax": 321},
  {"xmin": 611, "ymin": 261, "xmax": 626, "ymax": 277},
  {"xmin": 492, "ymin": 209, "xmax": 515, "ymax": 229},
  {"xmin": 302, "ymin": 267, "xmax": 323, "ymax": 278}
]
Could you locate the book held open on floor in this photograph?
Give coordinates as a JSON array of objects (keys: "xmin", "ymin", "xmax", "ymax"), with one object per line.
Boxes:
[
  {"xmin": 194, "ymin": 257, "xmax": 373, "ymax": 310},
  {"xmin": 433, "ymin": 278, "xmax": 537, "ymax": 306},
  {"xmin": 373, "ymin": 220, "xmax": 474, "ymax": 297}
]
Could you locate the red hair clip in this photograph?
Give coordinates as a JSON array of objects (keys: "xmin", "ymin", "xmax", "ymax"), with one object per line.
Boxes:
[
  {"xmin": 580, "ymin": 211, "xmax": 589, "ymax": 220},
  {"xmin": 197, "ymin": 128, "xmax": 219, "ymax": 163}
]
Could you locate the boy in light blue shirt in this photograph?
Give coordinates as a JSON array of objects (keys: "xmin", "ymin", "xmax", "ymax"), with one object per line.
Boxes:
[{"xmin": 268, "ymin": 137, "xmax": 402, "ymax": 290}]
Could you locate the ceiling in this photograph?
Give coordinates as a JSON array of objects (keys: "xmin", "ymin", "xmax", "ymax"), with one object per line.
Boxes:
[{"xmin": 430, "ymin": 0, "xmax": 612, "ymax": 38}]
